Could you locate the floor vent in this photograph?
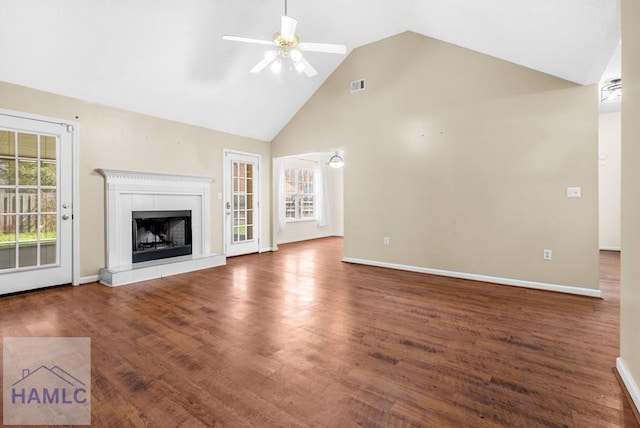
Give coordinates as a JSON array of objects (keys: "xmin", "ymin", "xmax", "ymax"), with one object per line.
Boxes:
[{"xmin": 351, "ymin": 79, "xmax": 365, "ymax": 93}]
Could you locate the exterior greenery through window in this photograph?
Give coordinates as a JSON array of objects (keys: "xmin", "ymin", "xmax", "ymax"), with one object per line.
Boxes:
[{"xmin": 285, "ymin": 168, "xmax": 315, "ymax": 220}]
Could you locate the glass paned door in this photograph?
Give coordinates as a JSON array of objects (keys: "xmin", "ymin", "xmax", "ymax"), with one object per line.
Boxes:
[
  {"xmin": 0, "ymin": 113, "xmax": 73, "ymax": 294},
  {"xmin": 225, "ymin": 151, "xmax": 260, "ymax": 256},
  {"xmin": 1, "ymin": 131, "xmax": 58, "ymax": 270}
]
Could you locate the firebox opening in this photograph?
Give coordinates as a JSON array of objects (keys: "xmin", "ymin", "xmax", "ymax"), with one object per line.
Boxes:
[{"xmin": 132, "ymin": 210, "xmax": 192, "ymax": 263}]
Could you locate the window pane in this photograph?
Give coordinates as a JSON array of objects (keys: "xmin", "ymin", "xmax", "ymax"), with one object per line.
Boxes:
[
  {"xmin": 40, "ymin": 239, "xmax": 56, "ymax": 265},
  {"xmin": 18, "ymin": 214, "xmax": 37, "ymax": 240},
  {"xmin": 41, "ymin": 135, "xmax": 57, "ymax": 160},
  {"xmin": 285, "ymin": 169, "xmax": 296, "ymax": 190},
  {"xmin": 246, "ymin": 225, "xmax": 253, "ymax": 240},
  {"xmin": 41, "ymin": 161, "xmax": 56, "ymax": 186},
  {"xmin": 19, "ymin": 189, "xmax": 38, "ymax": 213},
  {"xmin": 233, "ymin": 225, "xmax": 245, "ymax": 242},
  {"xmin": 300, "ymin": 195, "xmax": 315, "ymax": 218},
  {"xmin": 41, "ymin": 189, "xmax": 56, "ymax": 212},
  {"xmin": 246, "ymin": 163, "xmax": 253, "ymax": 179},
  {"xmin": 0, "ymin": 159, "xmax": 16, "ymax": 185},
  {"xmin": 18, "ymin": 160, "xmax": 38, "ymax": 185},
  {"xmin": 18, "ymin": 214, "xmax": 38, "ymax": 268},
  {"xmin": 246, "ymin": 210, "xmax": 253, "ymax": 226},
  {"xmin": 40, "ymin": 214, "xmax": 57, "ymax": 265},
  {"xmin": 0, "ymin": 189, "xmax": 16, "ymax": 214},
  {"xmin": 0, "ymin": 224, "xmax": 16, "ymax": 268},
  {"xmin": 18, "ymin": 133, "xmax": 38, "ymax": 158},
  {"xmin": 0, "ymin": 214, "xmax": 16, "ymax": 269},
  {"xmin": 285, "ymin": 195, "xmax": 295, "ymax": 219},
  {"xmin": 237, "ymin": 209, "xmax": 245, "ymax": 226},
  {"xmin": 41, "ymin": 213, "xmax": 57, "ymax": 241},
  {"xmin": 0, "ymin": 130, "xmax": 15, "ymax": 156}
]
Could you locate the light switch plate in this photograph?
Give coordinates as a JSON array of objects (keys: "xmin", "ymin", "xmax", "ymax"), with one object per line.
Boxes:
[{"xmin": 567, "ymin": 187, "xmax": 581, "ymax": 198}]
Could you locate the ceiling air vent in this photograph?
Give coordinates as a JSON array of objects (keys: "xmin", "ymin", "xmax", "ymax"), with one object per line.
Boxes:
[{"xmin": 350, "ymin": 79, "xmax": 365, "ymax": 93}]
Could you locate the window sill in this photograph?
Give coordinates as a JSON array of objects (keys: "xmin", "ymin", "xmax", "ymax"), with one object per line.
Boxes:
[{"xmin": 285, "ymin": 218, "xmax": 317, "ymax": 224}]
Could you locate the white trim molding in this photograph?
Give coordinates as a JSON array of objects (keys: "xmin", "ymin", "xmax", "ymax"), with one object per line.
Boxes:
[
  {"xmin": 96, "ymin": 169, "xmax": 225, "ymax": 286},
  {"xmin": 79, "ymin": 275, "xmax": 100, "ymax": 284},
  {"xmin": 617, "ymin": 358, "xmax": 640, "ymax": 415},
  {"xmin": 600, "ymin": 246, "xmax": 621, "ymax": 251},
  {"xmin": 342, "ymin": 257, "xmax": 602, "ymax": 298}
]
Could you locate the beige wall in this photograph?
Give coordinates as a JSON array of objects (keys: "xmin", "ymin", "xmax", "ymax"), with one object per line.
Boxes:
[
  {"xmin": 0, "ymin": 81, "xmax": 271, "ymax": 279},
  {"xmin": 599, "ymin": 112, "xmax": 621, "ymax": 250},
  {"xmin": 620, "ymin": 0, "xmax": 640, "ymax": 410},
  {"xmin": 273, "ymin": 31, "xmax": 599, "ymax": 290}
]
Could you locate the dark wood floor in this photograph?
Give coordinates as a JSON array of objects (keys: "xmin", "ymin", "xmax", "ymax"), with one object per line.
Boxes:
[{"xmin": 1, "ymin": 237, "xmax": 638, "ymax": 427}]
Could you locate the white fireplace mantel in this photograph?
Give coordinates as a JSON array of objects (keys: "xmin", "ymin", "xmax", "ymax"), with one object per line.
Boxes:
[{"xmin": 96, "ymin": 168, "xmax": 225, "ymax": 286}]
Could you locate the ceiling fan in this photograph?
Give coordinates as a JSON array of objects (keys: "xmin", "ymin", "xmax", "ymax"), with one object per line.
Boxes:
[{"xmin": 222, "ymin": 0, "xmax": 347, "ymax": 77}]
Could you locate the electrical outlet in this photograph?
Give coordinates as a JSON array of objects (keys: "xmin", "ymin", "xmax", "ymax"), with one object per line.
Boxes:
[
  {"xmin": 543, "ymin": 249, "xmax": 552, "ymax": 260},
  {"xmin": 384, "ymin": 237, "xmax": 390, "ymax": 246}
]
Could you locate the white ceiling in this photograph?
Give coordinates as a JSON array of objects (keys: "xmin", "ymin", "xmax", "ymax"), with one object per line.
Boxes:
[{"xmin": 0, "ymin": 0, "xmax": 620, "ymax": 141}]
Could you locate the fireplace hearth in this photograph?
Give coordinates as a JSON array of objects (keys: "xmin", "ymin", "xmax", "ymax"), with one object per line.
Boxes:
[{"xmin": 132, "ymin": 210, "xmax": 192, "ymax": 263}]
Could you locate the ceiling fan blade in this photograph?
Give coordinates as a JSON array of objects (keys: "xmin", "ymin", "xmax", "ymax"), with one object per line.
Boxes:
[
  {"xmin": 222, "ymin": 35, "xmax": 274, "ymax": 46},
  {"xmin": 281, "ymin": 16, "xmax": 297, "ymax": 38},
  {"xmin": 298, "ymin": 42, "xmax": 347, "ymax": 55},
  {"xmin": 299, "ymin": 56, "xmax": 318, "ymax": 77},
  {"xmin": 250, "ymin": 51, "xmax": 279, "ymax": 73}
]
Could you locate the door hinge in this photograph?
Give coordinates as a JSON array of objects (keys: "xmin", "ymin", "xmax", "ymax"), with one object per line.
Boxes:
[{"xmin": 65, "ymin": 124, "xmax": 74, "ymax": 133}]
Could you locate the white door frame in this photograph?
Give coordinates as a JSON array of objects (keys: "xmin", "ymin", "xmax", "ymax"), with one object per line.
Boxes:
[
  {"xmin": 0, "ymin": 108, "xmax": 79, "ymax": 287},
  {"xmin": 223, "ymin": 149, "xmax": 261, "ymax": 256}
]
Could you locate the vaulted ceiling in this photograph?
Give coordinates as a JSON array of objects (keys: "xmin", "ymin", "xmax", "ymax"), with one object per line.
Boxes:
[{"xmin": 0, "ymin": 0, "xmax": 620, "ymax": 141}]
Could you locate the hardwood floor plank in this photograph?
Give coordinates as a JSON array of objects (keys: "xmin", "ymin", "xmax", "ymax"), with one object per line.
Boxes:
[{"xmin": 0, "ymin": 238, "xmax": 636, "ymax": 427}]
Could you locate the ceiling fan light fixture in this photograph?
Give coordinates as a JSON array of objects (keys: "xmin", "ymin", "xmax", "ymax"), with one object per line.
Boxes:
[
  {"xmin": 601, "ymin": 78, "xmax": 622, "ymax": 103},
  {"xmin": 270, "ymin": 59, "xmax": 282, "ymax": 73},
  {"xmin": 264, "ymin": 50, "xmax": 278, "ymax": 60},
  {"xmin": 223, "ymin": 0, "xmax": 346, "ymax": 77},
  {"xmin": 328, "ymin": 152, "xmax": 344, "ymax": 169}
]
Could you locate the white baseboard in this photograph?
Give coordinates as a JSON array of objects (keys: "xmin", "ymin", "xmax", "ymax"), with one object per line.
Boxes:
[
  {"xmin": 600, "ymin": 246, "xmax": 621, "ymax": 251},
  {"xmin": 277, "ymin": 235, "xmax": 328, "ymax": 245},
  {"xmin": 79, "ymin": 275, "xmax": 100, "ymax": 285},
  {"xmin": 342, "ymin": 257, "xmax": 602, "ymax": 298},
  {"xmin": 617, "ymin": 357, "xmax": 640, "ymax": 415},
  {"xmin": 277, "ymin": 234, "xmax": 343, "ymax": 246},
  {"xmin": 260, "ymin": 247, "xmax": 277, "ymax": 253}
]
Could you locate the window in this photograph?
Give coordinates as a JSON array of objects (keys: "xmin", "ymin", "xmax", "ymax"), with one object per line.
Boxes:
[{"xmin": 284, "ymin": 168, "xmax": 315, "ymax": 221}]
